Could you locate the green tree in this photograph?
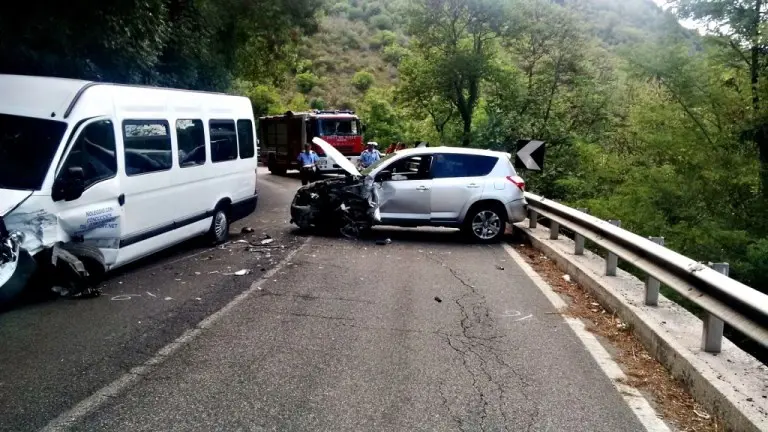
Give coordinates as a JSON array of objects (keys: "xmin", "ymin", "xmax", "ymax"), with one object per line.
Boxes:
[
  {"xmin": 351, "ymin": 71, "xmax": 375, "ymax": 92},
  {"xmin": 406, "ymin": 0, "xmax": 509, "ymax": 146},
  {"xmin": 0, "ymin": 0, "xmax": 325, "ymax": 91},
  {"xmin": 310, "ymin": 97, "xmax": 327, "ymax": 110},
  {"xmin": 675, "ymin": 0, "xmax": 768, "ymax": 196},
  {"xmin": 296, "ymin": 72, "xmax": 320, "ymax": 94},
  {"xmin": 397, "ymin": 54, "xmax": 456, "ymax": 144},
  {"xmin": 359, "ymin": 87, "xmax": 406, "ymax": 144}
]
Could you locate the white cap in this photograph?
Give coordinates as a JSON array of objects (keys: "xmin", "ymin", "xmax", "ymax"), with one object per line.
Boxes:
[{"xmin": 367, "ymin": 141, "xmax": 378, "ymax": 147}]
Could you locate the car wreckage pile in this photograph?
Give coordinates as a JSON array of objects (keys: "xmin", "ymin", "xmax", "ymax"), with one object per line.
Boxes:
[{"xmin": 290, "ymin": 138, "xmax": 381, "ymax": 238}]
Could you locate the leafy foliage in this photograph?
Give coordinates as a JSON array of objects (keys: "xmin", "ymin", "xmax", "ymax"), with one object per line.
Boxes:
[
  {"xmin": 296, "ymin": 72, "xmax": 320, "ymax": 94},
  {"xmin": 0, "ymin": 0, "xmax": 325, "ymax": 91},
  {"xmin": 351, "ymin": 71, "xmax": 375, "ymax": 92}
]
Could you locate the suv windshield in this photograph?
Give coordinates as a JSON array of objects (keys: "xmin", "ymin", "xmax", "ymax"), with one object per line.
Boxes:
[
  {"xmin": 0, "ymin": 114, "xmax": 68, "ymax": 190},
  {"xmin": 318, "ymin": 118, "xmax": 359, "ymax": 136}
]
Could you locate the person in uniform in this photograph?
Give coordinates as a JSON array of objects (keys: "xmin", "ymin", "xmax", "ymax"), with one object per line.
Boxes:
[
  {"xmin": 359, "ymin": 141, "xmax": 381, "ymax": 169},
  {"xmin": 297, "ymin": 143, "xmax": 319, "ymax": 185}
]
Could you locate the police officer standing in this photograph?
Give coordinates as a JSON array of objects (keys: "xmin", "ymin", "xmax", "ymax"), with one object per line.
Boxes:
[
  {"xmin": 297, "ymin": 143, "xmax": 319, "ymax": 186},
  {"xmin": 359, "ymin": 141, "xmax": 381, "ymax": 169}
]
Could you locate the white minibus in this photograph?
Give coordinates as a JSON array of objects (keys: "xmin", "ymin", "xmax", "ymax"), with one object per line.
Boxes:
[{"xmin": 0, "ymin": 74, "xmax": 258, "ymax": 301}]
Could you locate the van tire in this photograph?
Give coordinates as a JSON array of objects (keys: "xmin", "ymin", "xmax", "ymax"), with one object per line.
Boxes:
[
  {"xmin": 463, "ymin": 204, "xmax": 507, "ymax": 244},
  {"xmin": 207, "ymin": 208, "xmax": 230, "ymax": 245}
]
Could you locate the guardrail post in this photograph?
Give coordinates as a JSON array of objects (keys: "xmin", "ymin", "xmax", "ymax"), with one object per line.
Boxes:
[
  {"xmin": 605, "ymin": 220, "xmax": 621, "ymax": 276},
  {"xmin": 529, "ymin": 209, "xmax": 538, "ymax": 229},
  {"xmin": 701, "ymin": 263, "xmax": 728, "ymax": 353},
  {"xmin": 645, "ymin": 236, "xmax": 664, "ymax": 306},
  {"xmin": 549, "ymin": 221, "xmax": 560, "ymax": 240},
  {"xmin": 574, "ymin": 208, "xmax": 588, "ymax": 255}
]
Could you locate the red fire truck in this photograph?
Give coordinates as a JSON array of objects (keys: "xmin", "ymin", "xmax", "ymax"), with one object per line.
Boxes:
[{"xmin": 258, "ymin": 110, "xmax": 364, "ymax": 174}]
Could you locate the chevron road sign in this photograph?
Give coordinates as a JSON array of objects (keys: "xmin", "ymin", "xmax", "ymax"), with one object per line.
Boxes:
[{"xmin": 514, "ymin": 139, "xmax": 546, "ymax": 171}]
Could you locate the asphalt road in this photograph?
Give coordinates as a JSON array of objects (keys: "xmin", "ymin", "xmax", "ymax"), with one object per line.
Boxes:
[{"xmin": 1, "ymin": 171, "xmax": 649, "ymax": 431}]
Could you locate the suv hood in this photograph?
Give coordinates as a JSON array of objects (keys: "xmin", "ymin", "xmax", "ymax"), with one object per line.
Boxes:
[
  {"xmin": 0, "ymin": 189, "xmax": 33, "ymax": 216},
  {"xmin": 313, "ymin": 137, "xmax": 361, "ymax": 177}
]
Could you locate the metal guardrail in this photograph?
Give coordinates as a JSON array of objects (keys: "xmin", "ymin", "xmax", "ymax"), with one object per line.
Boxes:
[{"xmin": 524, "ymin": 192, "xmax": 768, "ymax": 353}]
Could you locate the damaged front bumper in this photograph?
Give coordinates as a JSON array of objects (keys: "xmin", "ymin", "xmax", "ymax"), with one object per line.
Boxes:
[
  {"xmin": 290, "ymin": 175, "xmax": 381, "ymax": 237},
  {"xmin": 0, "ymin": 221, "xmax": 36, "ymax": 304}
]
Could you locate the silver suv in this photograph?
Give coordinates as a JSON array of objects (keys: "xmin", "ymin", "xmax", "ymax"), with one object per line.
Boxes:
[
  {"xmin": 292, "ymin": 139, "xmax": 528, "ymax": 243},
  {"xmin": 360, "ymin": 146, "xmax": 527, "ymax": 243}
]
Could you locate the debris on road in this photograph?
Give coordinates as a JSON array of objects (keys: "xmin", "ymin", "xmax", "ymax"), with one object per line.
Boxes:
[
  {"xmin": 694, "ymin": 410, "xmax": 711, "ymax": 420},
  {"xmin": 229, "ymin": 269, "xmax": 251, "ymax": 276},
  {"xmin": 563, "ymin": 274, "xmax": 572, "ymax": 283},
  {"xmin": 375, "ymin": 238, "xmax": 392, "ymax": 246},
  {"xmin": 146, "ymin": 292, "xmax": 156, "ymax": 297},
  {"xmin": 164, "ymin": 297, "xmax": 173, "ymax": 301},
  {"xmin": 241, "ymin": 227, "xmax": 255, "ymax": 234},
  {"xmin": 434, "ymin": 296, "xmax": 442, "ymax": 303},
  {"xmin": 260, "ymin": 238, "xmax": 274, "ymax": 245},
  {"xmin": 496, "ymin": 264, "xmax": 505, "ymax": 270}
]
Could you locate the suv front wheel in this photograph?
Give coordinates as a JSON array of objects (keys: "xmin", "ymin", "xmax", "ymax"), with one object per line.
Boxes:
[{"xmin": 464, "ymin": 205, "xmax": 507, "ymax": 244}]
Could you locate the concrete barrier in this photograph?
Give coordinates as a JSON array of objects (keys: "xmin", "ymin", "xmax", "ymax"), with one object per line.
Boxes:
[{"xmin": 516, "ymin": 221, "xmax": 768, "ymax": 432}]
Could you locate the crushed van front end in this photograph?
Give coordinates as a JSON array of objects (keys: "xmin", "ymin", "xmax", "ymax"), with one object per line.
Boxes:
[{"xmin": 0, "ymin": 217, "xmax": 37, "ymax": 304}]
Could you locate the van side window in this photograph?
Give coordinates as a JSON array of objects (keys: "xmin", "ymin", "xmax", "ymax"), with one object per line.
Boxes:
[
  {"xmin": 60, "ymin": 120, "xmax": 117, "ymax": 189},
  {"xmin": 236, "ymin": 119, "xmax": 255, "ymax": 159},
  {"xmin": 210, "ymin": 120, "xmax": 238, "ymax": 163},
  {"xmin": 123, "ymin": 120, "xmax": 172, "ymax": 176},
  {"xmin": 176, "ymin": 119, "xmax": 206, "ymax": 167}
]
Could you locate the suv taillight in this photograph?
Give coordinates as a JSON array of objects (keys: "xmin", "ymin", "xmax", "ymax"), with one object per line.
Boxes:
[{"xmin": 506, "ymin": 175, "xmax": 525, "ymax": 191}]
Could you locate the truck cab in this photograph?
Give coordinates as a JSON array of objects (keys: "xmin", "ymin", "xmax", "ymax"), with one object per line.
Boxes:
[{"xmin": 258, "ymin": 110, "xmax": 364, "ymax": 174}]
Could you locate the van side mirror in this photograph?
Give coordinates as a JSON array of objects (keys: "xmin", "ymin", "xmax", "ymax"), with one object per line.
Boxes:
[
  {"xmin": 53, "ymin": 166, "xmax": 86, "ymax": 202},
  {"xmin": 377, "ymin": 170, "xmax": 392, "ymax": 182}
]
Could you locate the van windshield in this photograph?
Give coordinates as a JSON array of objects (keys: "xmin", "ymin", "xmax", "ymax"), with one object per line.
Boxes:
[{"xmin": 0, "ymin": 114, "xmax": 68, "ymax": 190}]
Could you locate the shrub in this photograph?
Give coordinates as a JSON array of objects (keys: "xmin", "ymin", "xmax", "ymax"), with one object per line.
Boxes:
[
  {"xmin": 351, "ymin": 71, "xmax": 375, "ymax": 92},
  {"xmin": 369, "ymin": 14, "xmax": 394, "ymax": 30},
  {"xmin": 310, "ymin": 97, "xmax": 326, "ymax": 110},
  {"xmin": 382, "ymin": 45, "xmax": 408, "ymax": 65},
  {"xmin": 296, "ymin": 72, "xmax": 319, "ymax": 94},
  {"xmin": 330, "ymin": 2, "xmax": 349, "ymax": 15},
  {"xmin": 348, "ymin": 7, "xmax": 365, "ymax": 21}
]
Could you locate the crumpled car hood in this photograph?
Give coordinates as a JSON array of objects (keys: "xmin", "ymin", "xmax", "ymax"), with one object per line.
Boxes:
[
  {"xmin": 313, "ymin": 137, "xmax": 361, "ymax": 177},
  {"xmin": 0, "ymin": 189, "xmax": 33, "ymax": 216}
]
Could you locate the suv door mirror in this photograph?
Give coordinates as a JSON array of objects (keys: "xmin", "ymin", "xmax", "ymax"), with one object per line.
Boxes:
[
  {"xmin": 377, "ymin": 170, "xmax": 392, "ymax": 182},
  {"xmin": 53, "ymin": 166, "xmax": 86, "ymax": 202}
]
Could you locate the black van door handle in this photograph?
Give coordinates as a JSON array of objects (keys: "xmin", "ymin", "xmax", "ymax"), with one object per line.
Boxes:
[{"xmin": 118, "ymin": 194, "xmax": 125, "ymax": 206}]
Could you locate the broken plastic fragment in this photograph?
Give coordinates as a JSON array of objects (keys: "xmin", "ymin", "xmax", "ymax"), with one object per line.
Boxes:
[
  {"xmin": 260, "ymin": 238, "xmax": 274, "ymax": 245},
  {"xmin": 233, "ymin": 269, "xmax": 251, "ymax": 276},
  {"xmin": 693, "ymin": 409, "xmax": 711, "ymax": 420}
]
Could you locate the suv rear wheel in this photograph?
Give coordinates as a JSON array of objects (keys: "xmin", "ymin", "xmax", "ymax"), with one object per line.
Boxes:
[{"xmin": 464, "ymin": 205, "xmax": 507, "ymax": 244}]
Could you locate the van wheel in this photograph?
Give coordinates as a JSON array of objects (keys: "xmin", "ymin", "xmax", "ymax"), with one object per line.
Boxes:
[
  {"xmin": 463, "ymin": 205, "xmax": 506, "ymax": 244},
  {"xmin": 207, "ymin": 209, "xmax": 229, "ymax": 245}
]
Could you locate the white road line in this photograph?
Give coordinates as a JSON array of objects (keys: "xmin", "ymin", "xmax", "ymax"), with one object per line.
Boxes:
[
  {"xmin": 40, "ymin": 238, "xmax": 311, "ymax": 432},
  {"xmin": 502, "ymin": 243, "xmax": 671, "ymax": 432}
]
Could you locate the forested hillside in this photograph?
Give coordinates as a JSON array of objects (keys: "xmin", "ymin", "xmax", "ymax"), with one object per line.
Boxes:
[{"xmin": 0, "ymin": 0, "xmax": 766, "ymax": 298}]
